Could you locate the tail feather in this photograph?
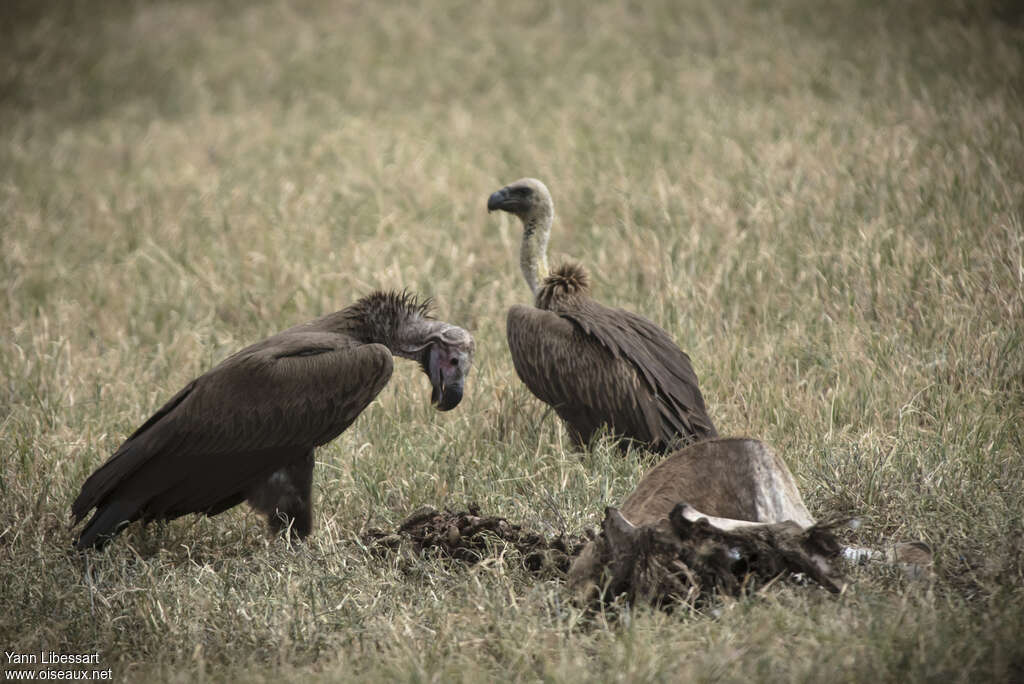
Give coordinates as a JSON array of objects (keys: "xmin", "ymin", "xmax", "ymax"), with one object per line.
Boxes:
[
  {"xmin": 71, "ymin": 442, "xmax": 152, "ymax": 525},
  {"xmin": 75, "ymin": 500, "xmax": 138, "ymax": 550}
]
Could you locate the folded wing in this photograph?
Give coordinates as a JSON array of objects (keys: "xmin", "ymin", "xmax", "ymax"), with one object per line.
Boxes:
[
  {"xmin": 507, "ymin": 302, "xmax": 716, "ymax": 452},
  {"xmin": 72, "ymin": 332, "xmax": 393, "ymax": 547}
]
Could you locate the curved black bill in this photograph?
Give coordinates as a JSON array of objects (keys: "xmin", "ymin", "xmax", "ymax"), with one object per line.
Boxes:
[
  {"xmin": 431, "ymin": 382, "xmax": 464, "ymax": 411},
  {"xmin": 487, "ymin": 188, "xmax": 508, "ymax": 212}
]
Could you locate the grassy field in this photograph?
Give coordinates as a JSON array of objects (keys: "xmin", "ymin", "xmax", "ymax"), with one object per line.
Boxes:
[{"xmin": 2, "ymin": 0, "xmax": 1023, "ymax": 680}]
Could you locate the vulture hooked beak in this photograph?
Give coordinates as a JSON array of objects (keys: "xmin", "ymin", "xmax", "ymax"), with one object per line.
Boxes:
[
  {"xmin": 423, "ymin": 327, "xmax": 474, "ymax": 411},
  {"xmin": 487, "ymin": 188, "xmax": 508, "ymax": 213},
  {"xmin": 487, "ymin": 186, "xmax": 526, "ymax": 214}
]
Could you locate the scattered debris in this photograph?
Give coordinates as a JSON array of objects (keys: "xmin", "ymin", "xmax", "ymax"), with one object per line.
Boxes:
[
  {"xmin": 568, "ymin": 504, "xmax": 847, "ymax": 606},
  {"xmin": 361, "ymin": 440, "xmax": 934, "ymax": 608},
  {"xmin": 363, "ymin": 502, "xmax": 848, "ymax": 606},
  {"xmin": 362, "ymin": 504, "xmax": 588, "ymax": 576},
  {"xmin": 843, "ymin": 541, "xmax": 934, "ymax": 580}
]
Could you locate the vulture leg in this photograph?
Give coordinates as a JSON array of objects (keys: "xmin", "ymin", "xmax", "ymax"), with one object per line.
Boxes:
[
  {"xmin": 565, "ymin": 422, "xmax": 588, "ymax": 451},
  {"xmin": 247, "ymin": 450, "xmax": 315, "ymax": 539}
]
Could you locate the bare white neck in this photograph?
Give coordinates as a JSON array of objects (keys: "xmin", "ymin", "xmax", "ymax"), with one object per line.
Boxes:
[{"xmin": 519, "ymin": 208, "xmax": 552, "ymax": 296}]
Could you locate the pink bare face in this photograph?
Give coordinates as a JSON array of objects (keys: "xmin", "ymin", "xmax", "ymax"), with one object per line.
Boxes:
[{"xmin": 424, "ymin": 326, "xmax": 474, "ymax": 411}]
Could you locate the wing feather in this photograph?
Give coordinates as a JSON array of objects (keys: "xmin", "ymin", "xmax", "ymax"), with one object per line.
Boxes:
[
  {"xmin": 72, "ymin": 332, "xmax": 393, "ymax": 543},
  {"xmin": 507, "ymin": 306, "xmax": 660, "ymax": 448},
  {"xmin": 508, "ymin": 299, "xmax": 717, "ymax": 452},
  {"xmin": 568, "ymin": 300, "xmax": 718, "ymax": 446}
]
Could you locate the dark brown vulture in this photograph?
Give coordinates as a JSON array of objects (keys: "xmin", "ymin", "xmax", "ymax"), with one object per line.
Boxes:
[
  {"xmin": 72, "ymin": 291, "xmax": 474, "ymax": 549},
  {"xmin": 487, "ymin": 177, "xmax": 717, "ymax": 453}
]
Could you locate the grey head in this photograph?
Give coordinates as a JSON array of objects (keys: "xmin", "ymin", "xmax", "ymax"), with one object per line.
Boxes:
[
  {"xmin": 487, "ymin": 178, "xmax": 554, "ymax": 295},
  {"xmin": 411, "ymin": 322, "xmax": 475, "ymax": 411},
  {"xmin": 487, "ymin": 177, "xmax": 553, "ymax": 222}
]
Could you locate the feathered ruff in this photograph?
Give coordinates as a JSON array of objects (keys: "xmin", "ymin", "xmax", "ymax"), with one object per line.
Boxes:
[
  {"xmin": 353, "ymin": 290, "xmax": 434, "ymax": 322},
  {"xmin": 311, "ymin": 289, "xmax": 435, "ymax": 349},
  {"xmin": 536, "ymin": 262, "xmax": 590, "ymax": 309}
]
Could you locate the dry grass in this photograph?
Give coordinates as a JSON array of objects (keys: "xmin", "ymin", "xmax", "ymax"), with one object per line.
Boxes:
[{"xmin": 2, "ymin": 0, "xmax": 1023, "ymax": 681}]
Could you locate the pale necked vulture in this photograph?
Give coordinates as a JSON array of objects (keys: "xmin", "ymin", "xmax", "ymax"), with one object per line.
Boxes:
[
  {"xmin": 487, "ymin": 177, "xmax": 717, "ymax": 453},
  {"xmin": 72, "ymin": 291, "xmax": 474, "ymax": 549}
]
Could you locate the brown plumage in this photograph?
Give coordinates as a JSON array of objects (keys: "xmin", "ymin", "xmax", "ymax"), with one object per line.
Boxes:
[
  {"xmin": 72, "ymin": 291, "xmax": 474, "ymax": 549},
  {"xmin": 488, "ymin": 178, "xmax": 717, "ymax": 453}
]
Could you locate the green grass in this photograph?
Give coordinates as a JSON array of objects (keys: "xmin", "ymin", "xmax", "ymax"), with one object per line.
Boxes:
[{"xmin": 2, "ymin": 0, "xmax": 1023, "ymax": 680}]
